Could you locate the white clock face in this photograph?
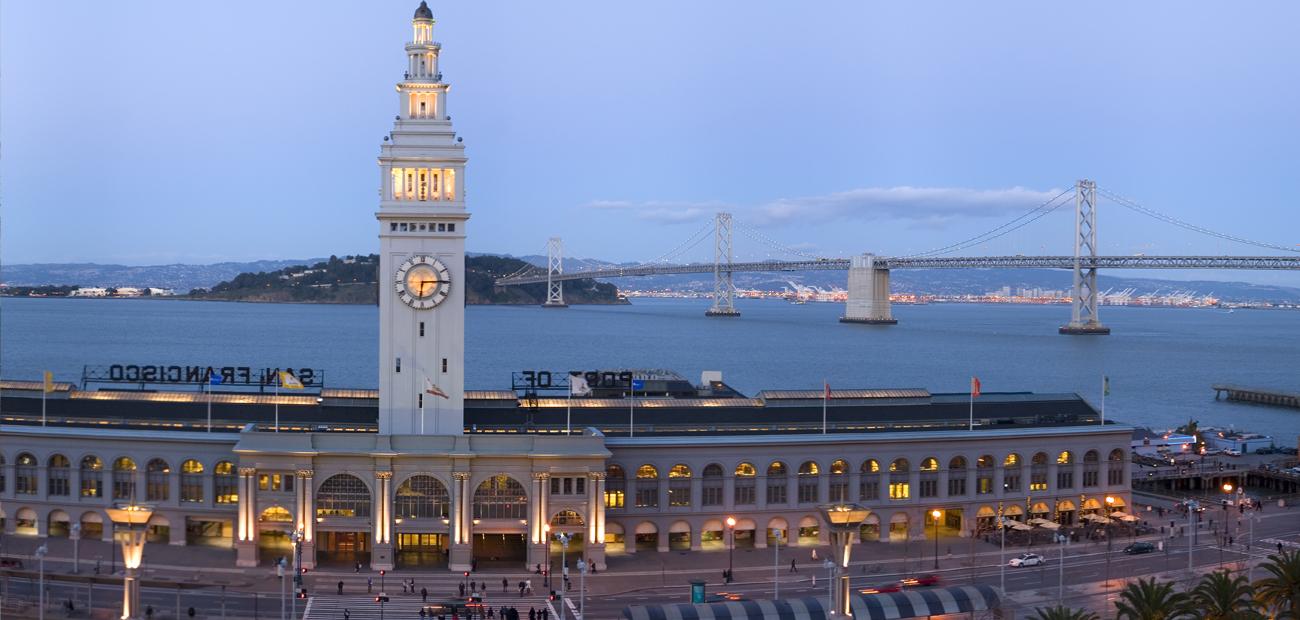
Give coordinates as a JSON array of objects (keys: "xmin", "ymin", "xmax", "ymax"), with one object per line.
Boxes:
[{"xmin": 394, "ymin": 255, "xmax": 451, "ymax": 309}]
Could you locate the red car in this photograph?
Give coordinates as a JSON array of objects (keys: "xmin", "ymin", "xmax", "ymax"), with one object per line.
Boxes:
[{"xmin": 900, "ymin": 574, "xmax": 941, "ymax": 587}]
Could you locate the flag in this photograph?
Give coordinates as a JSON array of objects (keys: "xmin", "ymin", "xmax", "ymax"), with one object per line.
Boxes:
[
  {"xmin": 425, "ymin": 377, "xmax": 449, "ymax": 399},
  {"xmin": 209, "ymin": 369, "xmax": 223, "ymax": 386},
  {"xmin": 569, "ymin": 374, "xmax": 591, "ymax": 397},
  {"xmin": 43, "ymin": 371, "xmax": 55, "ymax": 393},
  {"xmin": 278, "ymin": 370, "xmax": 304, "ymax": 390},
  {"xmin": 1103, "ymin": 376, "xmax": 1110, "ymax": 396},
  {"xmin": 824, "ymin": 381, "xmax": 832, "ymax": 400},
  {"xmin": 971, "ymin": 377, "xmax": 981, "ymax": 399}
]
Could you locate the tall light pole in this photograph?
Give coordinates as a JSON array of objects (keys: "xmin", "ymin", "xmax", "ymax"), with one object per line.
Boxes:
[
  {"xmin": 1220, "ymin": 482, "xmax": 1233, "ymax": 568},
  {"xmin": 292, "ymin": 530, "xmax": 304, "ymax": 620},
  {"xmin": 725, "ymin": 516, "xmax": 736, "ymax": 582},
  {"xmin": 35, "ymin": 544, "xmax": 48, "ymax": 620},
  {"xmin": 930, "ymin": 510, "xmax": 941, "ymax": 571},
  {"xmin": 555, "ymin": 532, "xmax": 570, "ymax": 620},
  {"xmin": 576, "ymin": 558, "xmax": 587, "ymax": 620},
  {"xmin": 71, "ymin": 523, "xmax": 82, "ymax": 574},
  {"xmin": 819, "ymin": 503, "xmax": 870, "ymax": 617},
  {"xmin": 773, "ymin": 526, "xmax": 781, "ymax": 600},
  {"xmin": 106, "ymin": 503, "xmax": 154, "ymax": 620},
  {"xmin": 1104, "ymin": 495, "xmax": 1115, "ymax": 605}
]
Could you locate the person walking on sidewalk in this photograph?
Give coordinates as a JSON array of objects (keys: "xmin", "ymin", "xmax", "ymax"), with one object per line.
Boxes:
[
  {"xmin": 790, "ymin": 558, "xmax": 798, "ymax": 573},
  {"xmin": 367, "ymin": 577, "xmax": 373, "ymax": 594},
  {"xmin": 503, "ymin": 577, "xmax": 509, "ymax": 593}
]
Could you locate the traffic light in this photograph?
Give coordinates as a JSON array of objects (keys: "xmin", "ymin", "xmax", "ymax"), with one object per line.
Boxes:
[
  {"xmin": 297, "ymin": 589, "xmax": 307, "ymax": 599},
  {"xmin": 300, "ymin": 567, "xmax": 308, "ymax": 574},
  {"xmin": 379, "ymin": 570, "xmax": 386, "ymax": 576},
  {"xmin": 464, "ymin": 571, "xmax": 470, "ymax": 578},
  {"xmin": 375, "ymin": 595, "xmax": 389, "ymax": 603},
  {"xmin": 1239, "ymin": 504, "xmax": 1245, "ymax": 514}
]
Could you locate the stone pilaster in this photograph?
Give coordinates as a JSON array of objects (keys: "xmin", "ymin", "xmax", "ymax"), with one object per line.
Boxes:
[
  {"xmin": 372, "ymin": 470, "xmax": 394, "ymax": 570},
  {"xmin": 585, "ymin": 472, "xmax": 606, "ymax": 568},
  {"xmin": 449, "ymin": 471, "xmax": 472, "ymax": 571},
  {"xmin": 235, "ymin": 466, "xmax": 258, "ymax": 567},
  {"xmin": 296, "ymin": 469, "xmax": 316, "ymax": 568},
  {"xmin": 527, "ymin": 472, "xmax": 551, "ymax": 570}
]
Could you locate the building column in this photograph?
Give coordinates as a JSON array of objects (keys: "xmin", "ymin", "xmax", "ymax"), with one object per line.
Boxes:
[
  {"xmin": 939, "ymin": 470, "xmax": 951, "ymax": 499},
  {"xmin": 527, "ymin": 473, "xmax": 551, "ymax": 570},
  {"xmin": 786, "ymin": 474, "xmax": 798, "ymax": 509},
  {"xmin": 449, "ymin": 471, "xmax": 472, "ymax": 572},
  {"xmin": 296, "ymin": 469, "xmax": 316, "ymax": 568},
  {"xmin": 690, "ymin": 477, "xmax": 703, "ymax": 510},
  {"xmin": 994, "ymin": 466, "xmax": 1006, "ymax": 498},
  {"xmin": 817, "ymin": 474, "xmax": 830, "ymax": 505},
  {"xmin": 586, "ymin": 473, "xmax": 607, "ymax": 568},
  {"xmin": 372, "ymin": 471, "xmax": 394, "ymax": 570},
  {"xmin": 849, "ymin": 472, "xmax": 862, "ymax": 503},
  {"xmin": 168, "ymin": 470, "xmax": 180, "ymax": 508},
  {"xmin": 235, "ymin": 467, "xmax": 258, "ymax": 567},
  {"xmin": 756, "ymin": 475, "xmax": 768, "ymax": 510},
  {"xmin": 723, "ymin": 475, "xmax": 736, "ymax": 512}
]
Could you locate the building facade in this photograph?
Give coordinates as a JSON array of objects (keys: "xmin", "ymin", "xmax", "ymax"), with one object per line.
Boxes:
[{"xmin": 0, "ymin": 2, "xmax": 1133, "ymax": 575}]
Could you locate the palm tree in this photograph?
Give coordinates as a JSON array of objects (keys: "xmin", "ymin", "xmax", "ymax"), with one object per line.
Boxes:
[
  {"xmin": 1114, "ymin": 577, "xmax": 1188, "ymax": 620},
  {"xmin": 1191, "ymin": 570, "xmax": 1259, "ymax": 619},
  {"xmin": 1255, "ymin": 550, "xmax": 1300, "ymax": 617},
  {"xmin": 1030, "ymin": 605, "xmax": 1101, "ymax": 620}
]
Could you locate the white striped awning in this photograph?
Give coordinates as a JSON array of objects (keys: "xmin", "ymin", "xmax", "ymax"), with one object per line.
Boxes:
[{"xmin": 621, "ymin": 585, "xmax": 1002, "ymax": 620}]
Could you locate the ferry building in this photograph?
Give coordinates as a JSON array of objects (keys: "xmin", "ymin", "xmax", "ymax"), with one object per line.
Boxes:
[{"xmin": 0, "ymin": 2, "xmax": 1132, "ymax": 574}]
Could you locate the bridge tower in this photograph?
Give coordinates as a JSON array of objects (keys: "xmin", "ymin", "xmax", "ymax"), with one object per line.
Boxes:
[
  {"xmin": 1060, "ymin": 179, "xmax": 1110, "ymax": 335},
  {"xmin": 543, "ymin": 237, "xmax": 567, "ymax": 308},
  {"xmin": 705, "ymin": 212, "xmax": 741, "ymax": 316},
  {"xmin": 840, "ymin": 253, "xmax": 897, "ymax": 325}
]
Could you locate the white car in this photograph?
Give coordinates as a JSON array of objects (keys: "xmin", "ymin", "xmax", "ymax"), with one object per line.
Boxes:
[
  {"xmin": 1224, "ymin": 449, "xmax": 1241, "ymax": 457},
  {"xmin": 1009, "ymin": 553, "xmax": 1045, "ymax": 567}
]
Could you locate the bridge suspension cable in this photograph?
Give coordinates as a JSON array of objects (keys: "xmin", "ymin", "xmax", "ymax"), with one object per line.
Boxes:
[
  {"xmin": 1098, "ymin": 187, "xmax": 1300, "ymax": 254},
  {"xmin": 638, "ymin": 219, "xmax": 716, "ymax": 266},
  {"xmin": 732, "ymin": 219, "xmax": 830, "ymax": 260},
  {"xmin": 904, "ymin": 187, "xmax": 1076, "ymax": 258}
]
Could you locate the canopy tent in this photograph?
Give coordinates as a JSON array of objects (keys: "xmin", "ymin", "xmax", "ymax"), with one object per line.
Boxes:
[
  {"xmin": 622, "ymin": 585, "xmax": 1003, "ymax": 620},
  {"xmin": 1000, "ymin": 518, "xmax": 1032, "ymax": 531}
]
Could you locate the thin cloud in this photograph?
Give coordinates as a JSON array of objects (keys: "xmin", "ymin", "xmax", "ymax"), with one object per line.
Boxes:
[{"xmin": 587, "ymin": 186, "xmax": 1063, "ymax": 228}]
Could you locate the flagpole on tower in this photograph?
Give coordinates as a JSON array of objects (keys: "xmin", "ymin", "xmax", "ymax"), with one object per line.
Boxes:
[
  {"xmin": 274, "ymin": 372, "xmax": 280, "ymax": 433},
  {"xmin": 1101, "ymin": 375, "xmax": 1108, "ymax": 425},
  {"xmin": 206, "ymin": 376, "xmax": 212, "ymax": 433},
  {"xmin": 822, "ymin": 380, "xmax": 829, "ymax": 435},
  {"xmin": 969, "ymin": 376, "xmax": 981, "ymax": 431}
]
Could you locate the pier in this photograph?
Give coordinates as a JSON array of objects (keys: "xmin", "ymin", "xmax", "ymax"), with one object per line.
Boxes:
[{"xmin": 1213, "ymin": 384, "xmax": 1300, "ymax": 410}]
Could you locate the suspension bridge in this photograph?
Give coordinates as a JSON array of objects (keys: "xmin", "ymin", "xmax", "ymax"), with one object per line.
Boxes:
[{"xmin": 495, "ymin": 180, "xmax": 1300, "ymax": 334}]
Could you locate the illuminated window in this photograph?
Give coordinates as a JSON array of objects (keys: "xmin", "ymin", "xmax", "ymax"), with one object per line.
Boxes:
[
  {"xmin": 890, "ymin": 458, "xmax": 909, "ymax": 473},
  {"xmin": 48, "ymin": 454, "xmax": 71, "ymax": 497},
  {"xmin": 146, "ymin": 458, "xmax": 170, "ymax": 502},
  {"xmin": 668, "ymin": 464, "xmax": 691, "ymax": 507},
  {"xmin": 766, "ymin": 461, "xmax": 787, "ymax": 505},
  {"xmin": 606, "ymin": 465, "xmax": 626, "ymax": 510},
  {"xmin": 976, "ymin": 455, "xmax": 994, "ymax": 495},
  {"xmin": 395, "ymin": 475, "xmax": 450, "ymax": 519},
  {"xmin": 635, "ymin": 465, "xmax": 659, "ymax": 508},
  {"xmin": 473, "ymin": 475, "xmax": 527, "ymax": 520},
  {"xmin": 112, "ymin": 457, "xmax": 137, "ymax": 500},
  {"xmin": 181, "ymin": 460, "xmax": 204, "ymax": 503},
  {"xmin": 260, "ymin": 506, "xmax": 293, "ymax": 523},
  {"xmin": 1057, "ymin": 451, "xmax": 1073, "ymax": 465},
  {"xmin": 80, "ymin": 456, "xmax": 103, "ymax": 498},
  {"xmin": 15, "ymin": 453, "xmax": 36, "ymax": 495},
  {"xmin": 889, "ymin": 482, "xmax": 910, "ymax": 500},
  {"xmin": 214, "ymin": 461, "xmax": 238, "ymax": 504},
  {"xmin": 733, "ymin": 462, "xmax": 756, "ymax": 505},
  {"xmin": 797, "ymin": 461, "xmax": 819, "ymax": 504},
  {"xmin": 444, "ymin": 169, "xmax": 456, "ymax": 200},
  {"xmin": 317, "ymin": 474, "xmax": 372, "ymax": 518},
  {"xmin": 829, "ymin": 459, "xmax": 849, "ymax": 502}
]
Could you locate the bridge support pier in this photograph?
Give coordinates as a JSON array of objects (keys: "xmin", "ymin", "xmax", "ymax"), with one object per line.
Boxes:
[
  {"xmin": 840, "ymin": 253, "xmax": 897, "ymax": 325},
  {"xmin": 705, "ymin": 212, "xmax": 741, "ymax": 317},
  {"xmin": 1060, "ymin": 180, "xmax": 1108, "ymax": 334},
  {"xmin": 543, "ymin": 236, "xmax": 568, "ymax": 308}
]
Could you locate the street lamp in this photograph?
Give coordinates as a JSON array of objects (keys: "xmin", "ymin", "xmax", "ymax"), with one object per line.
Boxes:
[
  {"xmin": 555, "ymin": 532, "xmax": 570, "ymax": 620},
  {"xmin": 1104, "ymin": 496, "xmax": 1115, "ymax": 604},
  {"xmin": 725, "ymin": 516, "xmax": 736, "ymax": 582},
  {"xmin": 106, "ymin": 503, "xmax": 155, "ymax": 620},
  {"xmin": 819, "ymin": 503, "xmax": 870, "ymax": 616},
  {"xmin": 291, "ymin": 530, "xmax": 304, "ymax": 620},
  {"xmin": 930, "ymin": 509, "xmax": 941, "ymax": 570},
  {"xmin": 1220, "ymin": 482, "xmax": 1234, "ymax": 567},
  {"xmin": 36, "ymin": 543, "xmax": 48, "ymax": 620},
  {"xmin": 71, "ymin": 522, "xmax": 82, "ymax": 574},
  {"xmin": 576, "ymin": 558, "xmax": 588, "ymax": 620}
]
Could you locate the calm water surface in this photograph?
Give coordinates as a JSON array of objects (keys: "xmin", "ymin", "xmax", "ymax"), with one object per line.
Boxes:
[{"xmin": 2, "ymin": 297, "xmax": 1298, "ymax": 438}]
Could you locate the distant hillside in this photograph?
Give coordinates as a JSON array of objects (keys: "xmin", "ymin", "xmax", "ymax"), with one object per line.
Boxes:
[
  {"xmin": 187, "ymin": 254, "xmax": 625, "ymax": 305},
  {"xmin": 0, "ymin": 259, "xmax": 321, "ymax": 291}
]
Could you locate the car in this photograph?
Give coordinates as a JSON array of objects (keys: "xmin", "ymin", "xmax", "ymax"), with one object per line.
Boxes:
[
  {"xmin": 899, "ymin": 574, "xmax": 941, "ymax": 587},
  {"xmin": 1224, "ymin": 449, "xmax": 1241, "ymax": 457},
  {"xmin": 859, "ymin": 582, "xmax": 902, "ymax": 595},
  {"xmin": 1123, "ymin": 542, "xmax": 1156, "ymax": 555},
  {"xmin": 1009, "ymin": 553, "xmax": 1045, "ymax": 567}
]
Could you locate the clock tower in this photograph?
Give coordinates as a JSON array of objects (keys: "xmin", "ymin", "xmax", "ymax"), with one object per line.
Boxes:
[{"xmin": 377, "ymin": 1, "xmax": 467, "ymax": 436}]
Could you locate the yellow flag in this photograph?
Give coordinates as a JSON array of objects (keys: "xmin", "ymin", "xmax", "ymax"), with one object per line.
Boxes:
[
  {"xmin": 43, "ymin": 371, "xmax": 55, "ymax": 393},
  {"xmin": 278, "ymin": 370, "xmax": 304, "ymax": 390}
]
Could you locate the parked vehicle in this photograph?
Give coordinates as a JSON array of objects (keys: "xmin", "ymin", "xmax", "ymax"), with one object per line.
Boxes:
[{"xmin": 1009, "ymin": 553, "xmax": 1045, "ymax": 567}]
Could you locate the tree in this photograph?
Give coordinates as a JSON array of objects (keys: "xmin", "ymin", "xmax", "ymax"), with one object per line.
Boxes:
[
  {"xmin": 1114, "ymin": 577, "xmax": 1188, "ymax": 620},
  {"xmin": 1255, "ymin": 550, "xmax": 1300, "ymax": 618},
  {"xmin": 1190, "ymin": 570, "xmax": 1259, "ymax": 620},
  {"xmin": 1030, "ymin": 605, "xmax": 1100, "ymax": 620},
  {"xmin": 1175, "ymin": 419, "xmax": 1206, "ymax": 453}
]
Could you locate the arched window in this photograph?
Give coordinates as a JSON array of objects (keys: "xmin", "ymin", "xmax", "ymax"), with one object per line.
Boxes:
[
  {"xmin": 317, "ymin": 474, "xmax": 371, "ymax": 518},
  {"xmin": 112, "ymin": 457, "xmax": 137, "ymax": 500},
  {"xmin": 260, "ymin": 506, "xmax": 293, "ymax": 523},
  {"xmin": 920, "ymin": 458, "xmax": 939, "ymax": 472},
  {"xmin": 702, "ymin": 464, "xmax": 724, "ymax": 506},
  {"xmin": 668, "ymin": 465, "xmax": 691, "ymax": 507},
  {"xmin": 214, "ymin": 461, "xmax": 237, "ymax": 504},
  {"xmin": 888, "ymin": 459, "xmax": 910, "ymax": 500},
  {"xmin": 1056, "ymin": 451, "xmax": 1075, "ymax": 489},
  {"xmin": 918, "ymin": 457, "xmax": 939, "ymax": 498},
  {"xmin": 605, "ymin": 465, "xmax": 626, "ymax": 510},
  {"xmin": 1082, "ymin": 450, "xmax": 1101, "ymax": 488},
  {"xmin": 947, "ymin": 456, "xmax": 967, "ymax": 496},
  {"xmin": 395, "ymin": 475, "xmax": 450, "ymax": 519},
  {"xmin": 890, "ymin": 458, "xmax": 909, "ymax": 472},
  {"xmin": 860, "ymin": 459, "xmax": 881, "ymax": 502},
  {"xmin": 15, "ymin": 453, "xmax": 37, "ymax": 495},
  {"xmin": 48, "ymin": 454, "xmax": 70, "ymax": 497},
  {"xmin": 1002, "ymin": 453, "xmax": 1022, "ymax": 492},
  {"xmin": 1107, "ymin": 449, "xmax": 1126, "ymax": 485},
  {"xmin": 828, "ymin": 459, "xmax": 849, "ymax": 502},
  {"xmin": 146, "ymin": 459, "xmax": 170, "ymax": 501},
  {"xmin": 975, "ymin": 455, "xmax": 994, "ymax": 495},
  {"xmin": 1057, "ymin": 451, "xmax": 1073, "ymax": 465},
  {"xmin": 80, "ymin": 456, "xmax": 103, "ymax": 498},
  {"xmin": 473, "ymin": 475, "xmax": 526, "ymax": 520},
  {"xmin": 551, "ymin": 510, "xmax": 584, "ymax": 526},
  {"xmin": 797, "ymin": 461, "xmax": 820, "ymax": 504},
  {"xmin": 766, "ymin": 461, "xmax": 788, "ymax": 505},
  {"xmin": 734, "ymin": 462, "xmax": 756, "ymax": 506},
  {"xmin": 1029, "ymin": 452, "xmax": 1049, "ymax": 491},
  {"xmin": 181, "ymin": 460, "xmax": 205, "ymax": 503},
  {"xmin": 635, "ymin": 465, "xmax": 659, "ymax": 508}
]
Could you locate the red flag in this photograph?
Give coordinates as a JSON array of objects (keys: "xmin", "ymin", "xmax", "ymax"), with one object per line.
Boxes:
[
  {"xmin": 824, "ymin": 381, "xmax": 832, "ymax": 400},
  {"xmin": 971, "ymin": 377, "xmax": 981, "ymax": 399}
]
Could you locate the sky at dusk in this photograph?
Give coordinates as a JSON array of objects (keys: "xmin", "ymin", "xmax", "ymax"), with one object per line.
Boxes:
[{"xmin": 3, "ymin": 2, "xmax": 1299, "ymax": 284}]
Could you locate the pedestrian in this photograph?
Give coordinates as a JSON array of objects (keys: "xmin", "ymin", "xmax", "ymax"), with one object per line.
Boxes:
[
  {"xmin": 488, "ymin": 607, "xmax": 495, "ymax": 619},
  {"xmin": 472, "ymin": 559, "xmax": 478, "ymax": 572},
  {"xmin": 790, "ymin": 558, "xmax": 798, "ymax": 573},
  {"xmin": 541, "ymin": 607, "xmax": 549, "ymax": 620},
  {"xmin": 1279, "ymin": 542, "xmax": 1285, "ymax": 553},
  {"xmin": 526, "ymin": 579, "xmax": 532, "ymax": 594},
  {"xmin": 459, "ymin": 582, "xmax": 466, "ymax": 597},
  {"xmin": 471, "ymin": 580, "xmax": 477, "ymax": 593},
  {"xmin": 356, "ymin": 561, "xmax": 362, "ymax": 573},
  {"xmin": 529, "ymin": 607, "xmax": 537, "ymax": 620},
  {"xmin": 338, "ymin": 580, "xmax": 345, "ymax": 595},
  {"xmin": 421, "ymin": 609, "xmax": 428, "ymax": 620},
  {"xmin": 535, "ymin": 564, "xmax": 542, "ymax": 575},
  {"xmin": 146, "ymin": 605, "xmax": 154, "ymax": 619},
  {"xmin": 811, "ymin": 548, "xmax": 818, "ymax": 561},
  {"xmin": 422, "ymin": 587, "xmax": 429, "ymax": 602},
  {"xmin": 368, "ymin": 577, "xmax": 374, "ymax": 594},
  {"xmin": 519, "ymin": 581, "xmax": 526, "ymax": 597},
  {"xmin": 503, "ymin": 577, "xmax": 509, "ymax": 593},
  {"xmin": 344, "ymin": 609, "xmax": 350, "ymax": 620}
]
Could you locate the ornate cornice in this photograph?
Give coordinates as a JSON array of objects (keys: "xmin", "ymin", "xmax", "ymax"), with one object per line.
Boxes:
[
  {"xmin": 375, "ymin": 471, "xmax": 394, "ymax": 480},
  {"xmin": 587, "ymin": 472, "xmax": 606, "ymax": 481},
  {"xmin": 238, "ymin": 467, "xmax": 257, "ymax": 476},
  {"xmin": 452, "ymin": 471, "xmax": 471, "ymax": 481},
  {"xmin": 532, "ymin": 472, "xmax": 551, "ymax": 481},
  {"xmin": 296, "ymin": 469, "xmax": 315, "ymax": 479}
]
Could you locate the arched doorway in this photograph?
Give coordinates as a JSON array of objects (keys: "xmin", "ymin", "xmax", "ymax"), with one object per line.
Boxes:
[
  {"xmin": 79, "ymin": 511, "xmax": 104, "ymax": 541},
  {"xmin": 146, "ymin": 514, "xmax": 171, "ymax": 545},
  {"xmin": 733, "ymin": 518, "xmax": 757, "ymax": 549},
  {"xmin": 1057, "ymin": 500, "xmax": 1077, "ymax": 526},
  {"xmin": 766, "ymin": 517, "xmax": 789, "ymax": 547},
  {"xmin": 14, "ymin": 508, "xmax": 37, "ymax": 536},
  {"xmin": 667, "ymin": 521, "xmax": 691, "ymax": 551},
  {"xmin": 48, "ymin": 510, "xmax": 71, "ymax": 538},
  {"xmin": 605, "ymin": 522, "xmax": 626, "ymax": 553},
  {"xmin": 888, "ymin": 513, "xmax": 910, "ymax": 542},
  {"xmin": 798, "ymin": 516, "xmax": 820, "ymax": 546},
  {"xmin": 315, "ymin": 474, "xmax": 373, "ymax": 567},
  {"xmin": 258, "ymin": 506, "xmax": 293, "ymax": 562},
  {"xmin": 472, "ymin": 475, "xmax": 528, "ymax": 565},
  {"xmin": 634, "ymin": 521, "xmax": 658, "ymax": 552},
  {"xmin": 394, "ymin": 475, "xmax": 450, "ymax": 569},
  {"xmin": 859, "ymin": 514, "xmax": 880, "ymax": 542},
  {"xmin": 701, "ymin": 519, "xmax": 725, "ymax": 550},
  {"xmin": 548, "ymin": 510, "xmax": 587, "ymax": 562}
]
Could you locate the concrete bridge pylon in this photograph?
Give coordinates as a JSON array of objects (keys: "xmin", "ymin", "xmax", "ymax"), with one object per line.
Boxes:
[
  {"xmin": 543, "ymin": 236, "xmax": 568, "ymax": 308},
  {"xmin": 839, "ymin": 253, "xmax": 897, "ymax": 325}
]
